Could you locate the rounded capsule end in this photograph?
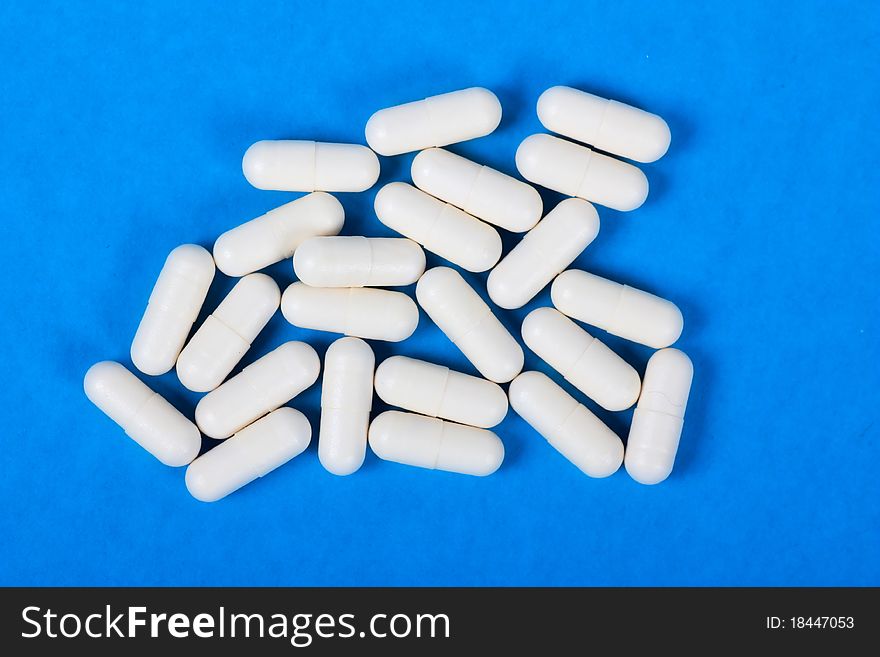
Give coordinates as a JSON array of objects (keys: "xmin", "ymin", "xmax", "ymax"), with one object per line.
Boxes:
[
  {"xmin": 614, "ymin": 165, "xmax": 650, "ymax": 212},
  {"xmin": 340, "ymin": 145, "xmax": 381, "ymax": 192},
  {"xmin": 520, "ymin": 307, "xmax": 559, "ymax": 345},
  {"xmin": 486, "ymin": 268, "xmax": 520, "ymax": 310},
  {"xmin": 175, "ymin": 356, "xmax": 217, "ymax": 394},
  {"xmin": 185, "ymin": 458, "xmax": 224, "ymax": 502},
  {"xmin": 638, "ymin": 115, "xmax": 672, "ymax": 163},
  {"xmin": 514, "ymin": 134, "xmax": 550, "ymax": 184},
  {"xmin": 409, "ymin": 148, "xmax": 441, "ymax": 190},
  {"xmin": 535, "ymin": 86, "xmax": 571, "ymax": 127},
  {"xmin": 414, "ymin": 266, "xmax": 460, "ymax": 307},
  {"xmin": 549, "ymin": 269, "xmax": 582, "ymax": 311},
  {"xmin": 194, "ymin": 397, "xmax": 229, "ymax": 440},
  {"xmin": 365, "ymin": 111, "xmax": 395, "ymax": 156},
  {"xmin": 624, "ymin": 455, "xmax": 673, "ymax": 486},
  {"xmin": 83, "ymin": 361, "xmax": 126, "ymax": 401},
  {"xmin": 373, "ymin": 181, "xmax": 409, "ymax": 221},
  {"xmin": 279, "ymin": 282, "xmax": 310, "ymax": 327},
  {"xmin": 507, "ymin": 371, "xmax": 546, "ymax": 412},
  {"xmin": 130, "ymin": 342, "xmax": 174, "ymax": 377},
  {"xmin": 589, "ymin": 438, "xmax": 625, "ymax": 479},
  {"xmin": 241, "ymin": 140, "xmax": 272, "ymax": 190},
  {"xmin": 602, "ymin": 366, "xmax": 642, "ymax": 413},
  {"xmin": 473, "ymin": 433, "xmax": 505, "ymax": 476},
  {"xmin": 468, "ymin": 87, "xmax": 503, "ymax": 136},
  {"xmin": 367, "ymin": 411, "xmax": 399, "ymax": 460},
  {"xmin": 165, "ymin": 244, "xmax": 216, "ymax": 287},
  {"xmin": 649, "ymin": 303, "xmax": 685, "ymax": 349},
  {"xmin": 326, "ymin": 336, "xmax": 374, "ymax": 366},
  {"xmin": 161, "ymin": 423, "xmax": 202, "ymax": 468},
  {"xmin": 212, "ymin": 231, "xmax": 248, "ymax": 278}
]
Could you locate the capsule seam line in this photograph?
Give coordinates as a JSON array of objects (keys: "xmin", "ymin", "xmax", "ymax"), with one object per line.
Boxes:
[
  {"xmin": 431, "ymin": 420, "xmax": 446, "ymax": 470},
  {"xmin": 453, "ymin": 307, "xmax": 494, "ymax": 346},
  {"xmin": 574, "ymin": 147, "xmax": 595, "ymax": 198},
  {"xmin": 433, "ymin": 368, "xmax": 452, "ymax": 417},
  {"xmin": 461, "ymin": 166, "xmax": 485, "ymax": 214},
  {"xmin": 606, "ymin": 285, "xmax": 628, "ymax": 332},
  {"xmin": 268, "ymin": 214, "xmax": 292, "ymax": 259},
  {"xmin": 564, "ymin": 338, "xmax": 595, "ymax": 380},
  {"xmin": 592, "ymin": 99, "xmax": 612, "ymax": 147},
  {"xmin": 639, "ymin": 392, "xmax": 686, "ymax": 418},
  {"xmin": 362, "ymin": 238, "xmax": 375, "ymax": 287},
  {"xmin": 554, "ymin": 403, "xmax": 582, "ymax": 436},
  {"xmin": 128, "ymin": 391, "xmax": 160, "ymax": 433},
  {"xmin": 641, "ymin": 408, "xmax": 686, "ymax": 420},
  {"xmin": 213, "ymin": 312, "xmax": 251, "ymax": 344},
  {"xmin": 424, "ymin": 201, "xmax": 449, "ymax": 247},
  {"xmin": 240, "ymin": 368, "xmax": 272, "ymax": 417},
  {"xmin": 307, "ymin": 141, "xmax": 318, "ymax": 192},
  {"xmin": 423, "ymin": 97, "xmax": 440, "ymax": 146},
  {"xmin": 343, "ymin": 288, "xmax": 356, "ymax": 335}
]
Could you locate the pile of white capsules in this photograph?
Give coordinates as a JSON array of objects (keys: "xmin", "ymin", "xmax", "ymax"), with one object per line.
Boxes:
[{"xmin": 84, "ymin": 86, "xmax": 693, "ymax": 502}]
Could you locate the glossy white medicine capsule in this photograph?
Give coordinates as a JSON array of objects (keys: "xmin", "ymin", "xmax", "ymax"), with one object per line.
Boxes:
[
  {"xmin": 508, "ymin": 371, "xmax": 624, "ymax": 478},
  {"xmin": 374, "ymin": 182, "xmax": 502, "ymax": 272},
  {"xmin": 176, "ymin": 273, "xmax": 280, "ymax": 392},
  {"xmin": 521, "ymin": 308, "xmax": 640, "ymax": 412},
  {"xmin": 186, "ymin": 407, "xmax": 311, "ymax": 502},
  {"xmin": 365, "ymin": 87, "xmax": 502, "ymax": 156},
  {"xmin": 551, "ymin": 269, "xmax": 683, "ymax": 349},
  {"xmin": 369, "ymin": 411, "xmax": 504, "ymax": 476},
  {"xmin": 516, "ymin": 134, "xmax": 648, "ymax": 212},
  {"xmin": 130, "ymin": 244, "xmax": 215, "ymax": 376},
  {"xmin": 487, "ymin": 198, "xmax": 599, "ymax": 310},
  {"xmin": 281, "ymin": 283, "xmax": 418, "ymax": 342},
  {"xmin": 242, "ymin": 140, "xmax": 380, "ymax": 192},
  {"xmin": 320, "ymin": 337, "xmax": 375, "ymax": 476},
  {"xmin": 213, "ymin": 192, "xmax": 344, "ymax": 277},
  {"xmin": 626, "ymin": 348, "xmax": 693, "ymax": 485},
  {"xmin": 411, "ymin": 148, "xmax": 542, "ymax": 232},
  {"xmin": 195, "ymin": 341, "xmax": 320, "ymax": 439},
  {"xmin": 84, "ymin": 361, "xmax": 201, "ymax": 467},
  {"xmin": 374, "ymin": 355, "xmax": 508, "ymax": 428},
  {"xmin": 293, "ymin": 236, "xmax": 425, "ymax": 287},
  {"xmin": 415, "ymin": 267, "xmax": 523, "ymax": 383},
  {"xmin": 537, "ymin": 86, "xmax": 671, "ymax": 163}
]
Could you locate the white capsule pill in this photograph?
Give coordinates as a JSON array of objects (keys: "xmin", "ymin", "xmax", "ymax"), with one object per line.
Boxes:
[
  {"xmin": 626, "ymin": 349, "xmax": 693, "ymax": 485},
  {"xmin": 411, "ymin": 148, "xmax": 542, "ymax": 233},
  {"xmin": 130, "ymin": 244, "xmax": 215, "ymax": 376},
  {"xmin": 186, "ymin": 407, "xmax": 311, "ymax": 502},
  {"xmin": 368, "ymin": 411, "xmax": 504, "ymax": 476},
  {"xmin": 487, "ymin": 198, "xmax": 599, "ymax": 310},
  {"xmin": 293, "ymin": 236, "xmax": 425, "ymax": 287},
  {"xmin": 374, "ymin": 182, "xmax": 502, "ymax": 272},
  {"xmin": 176, "ymin": 273, "xmax": 280, "ymax": 392},
  {"xmin": 242, "ymin": 140, "xmax": 380, "ymax": 192},
  {"xmin": 551, "ymin": 269, "xmax": 683, "ymax": 349},
  {"xmin": 365, "ymin": 87, "xmax": 502, "ymax": 156},
  {"xmin": 508, "ymin": 371, "xmax": 623, "ymax": 478},
  {"xmin": 213, "ymin": 192, "xmax": 344, "ymax": 277},
  {"xmin": 84, "ymin": 361, "xmax": 201, "ymax": 467},
  {"xmin": 195, "ymin": 341, "xmax": 319, "ymax": 439},
  {"xmin": 281, "ymin": 283, "xmax": 418, "ymax": 342},
  {"xmin": 516, "ymin": 134, "xmax": 648, "ymax": 212},
  {"xmin": 521, "ymin": 308, "xmax": 640, "ymax": 412},
  {"xmin": 537, "ymin": 86, "xmax": 671, "ymax": 163},
  {"xmin": 415, "ymin": 267, "xmax": 523, "ymax": 383},
  {"xmin": 374, "ymin": 355, "xmax": 508, "ymax": 428},
  {"xmin": 319, "ymin": 337, "xmax": 375, "ymax": 476}
]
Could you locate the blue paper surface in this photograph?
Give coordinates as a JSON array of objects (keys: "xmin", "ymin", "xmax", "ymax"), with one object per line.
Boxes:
[{"xmin": 0, "ymin": 0, "xmax": 877, "ymax": 586}]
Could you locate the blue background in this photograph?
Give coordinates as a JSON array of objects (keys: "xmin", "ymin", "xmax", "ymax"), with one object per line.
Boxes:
[{"xmin": 1, "ymin": 0, "xmax": 877, "ymax": 586}]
